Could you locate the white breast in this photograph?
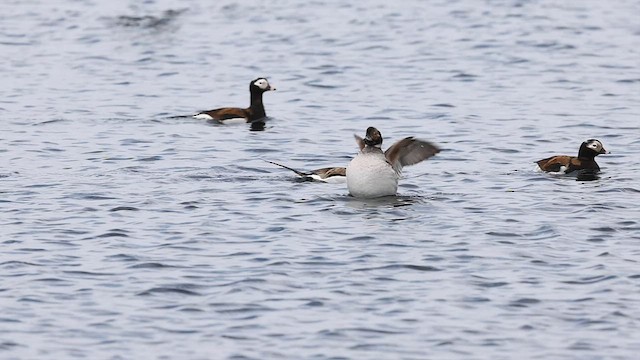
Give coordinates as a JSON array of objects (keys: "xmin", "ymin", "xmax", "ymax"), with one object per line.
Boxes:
[{"xmin": 346, "ymin": 152, "xmax": 398, "ymax": 198}]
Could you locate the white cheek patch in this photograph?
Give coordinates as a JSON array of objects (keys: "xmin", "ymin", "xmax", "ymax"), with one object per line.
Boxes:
[
  {"xmin": 254, "ymin": 79, "xmax": 269, "ymax": 90},
  {"xmin": 588, "ymin": 141, "xmax": 602, "ymax": 152}
]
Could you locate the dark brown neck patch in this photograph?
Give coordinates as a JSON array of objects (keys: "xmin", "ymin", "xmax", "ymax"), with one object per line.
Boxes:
[
  {"xmin": 248, "ymin": 90, "xmax": 266, "ymax": 120},
  {"xmin": 578, "ymin": 142, "xmax": 599, "ymax": 160}
]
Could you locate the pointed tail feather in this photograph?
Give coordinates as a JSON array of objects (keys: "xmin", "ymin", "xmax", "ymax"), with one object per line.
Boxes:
[
  {"xmin": 166, "ymin": 114, "xmax": 197, "ymax": 119},
  {"xmin": 263, "ymin": 160, "xmax": 309, "ymax": 177}
]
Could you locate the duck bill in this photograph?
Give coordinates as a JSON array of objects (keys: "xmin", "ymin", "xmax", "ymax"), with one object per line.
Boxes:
[
  {"xmin": 600, "ymin": 148, "xmax": 609, "ymax": 154},
  {"xmin": 267, "ymin": 84, "xmax": 276, "ymax": 91}
]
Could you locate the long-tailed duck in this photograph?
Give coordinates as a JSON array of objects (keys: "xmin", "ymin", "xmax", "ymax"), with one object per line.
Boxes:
[
  {"xmin": 346, "ymin": 127, "xmax": 440, "ymax": 198},
  {"xmin": 536, "ymin": 139, "xmax": 608, "ymax": 173},
  {"xmin": 194, "ymin": 78, "xmax": 275, "ymax": 123}
]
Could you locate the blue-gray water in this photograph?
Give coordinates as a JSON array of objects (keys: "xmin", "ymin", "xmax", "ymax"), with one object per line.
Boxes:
[{"xmin": 1, "ymin": 1, "xmax": 639, "ymax": 359}]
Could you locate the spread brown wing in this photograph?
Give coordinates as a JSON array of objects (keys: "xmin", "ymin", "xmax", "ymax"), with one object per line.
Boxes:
[
  {"xmin": 536, "ymin": 155, "xmax": 572, "ymax": 172},
  {"xmin": 199, "ymin": 107, "xmax": 249, "ymax": 121},
  {"xmin": 385, "ymin": 137, "xmax": 440, "ymax": 172},
  {"xmin": 312, "ymin": 167, "xmax": 346, "ymax": 179},
  {"xmin": 353, "ymin": 134, "xmax": 365, "ymax": 151}
]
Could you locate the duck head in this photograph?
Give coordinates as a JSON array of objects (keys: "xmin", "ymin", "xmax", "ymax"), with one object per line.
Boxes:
[
  {"xmin": 364, "ymin": 127, "xmax": 383, "ymax": 148},
  {"xmin": 250, "ymin": 77, "xmax": 276, "ymax": 93},
  {"xmin": 578, "ymin": 139, "xmax": 608, "ymax": 158}
]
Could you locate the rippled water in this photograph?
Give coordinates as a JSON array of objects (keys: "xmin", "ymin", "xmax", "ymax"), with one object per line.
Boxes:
[{"xmin": 2, "ymin": 0, "xmax": 640, "ymax": 359}]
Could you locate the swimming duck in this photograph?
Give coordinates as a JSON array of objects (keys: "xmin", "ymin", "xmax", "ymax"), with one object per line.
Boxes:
[
  {"xmin": 346, "ymin": 127, "xmax": 440, "ymax": 198},
  {"xmin": 266, "ymin": 160, "xmax": 346, "ymax": 183},
  {"xmin": 194, "ymin": 78, "xmax": 275, "ymax": 122},
  {"xmin": 536, "ymin": 139, "xmax": 609, "ymax": 173}
]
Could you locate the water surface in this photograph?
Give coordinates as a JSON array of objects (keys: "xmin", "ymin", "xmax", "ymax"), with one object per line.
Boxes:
[{"xmin": 1, "ymin": 0, "xmax": 640, "ymax": 359}]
